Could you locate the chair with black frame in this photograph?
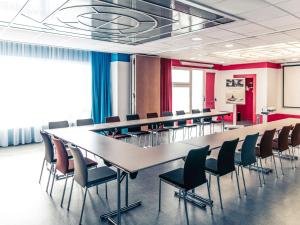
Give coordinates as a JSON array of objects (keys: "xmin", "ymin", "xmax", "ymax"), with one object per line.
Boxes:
[
  {"xmin": 235, "ymin": 133, "xmax": 260, "ymax": 193},
  {"xmin": 158, "ymin": 145, "xmax": 212, "ymax": 225},
  {"xmin": 255, "ymin": 129, "xmax": 278, "ymax": 184},
  {"xmin": 146, "ymin": 112, "xmax": 169, "ymax": 146},
  {"xmin": 126, "ymin": 114, "xmax": 151, "ymax": 147},
  {"xmin": 67, "ymin": 146, "xmax": 117, "ymax": 225},
  {"xmin": 50, "ymin": 138, "xmax": 98, "ymax": 207},
  {"xmin": 76, "ymin": 118, "xmax": 94, "ymax": 126},
  {"xmin": 289, "ymin": 123, "xmax": 300, "ymax": 167},
  {"xmin": 205, "ymin": 138, "xmax": 241, "ymax": 209},
  {"xmin": 105, "ymin": 116, "xmax": 131, "ymax": 141},
  {"xmin": 203, "ymin": 108, "xmax": 221, "ymax": 134},
  {"xmin": 161, "ymin": 111, "xmax": 184, "ymax": 142},
  {"xmin": 272, "ymin": 125, "xmax": 293, "ymax": 173},
  {"xmin": 192, "ymin": 109, "xmax": 204, "ymax": 136},
  {"xmin": 176, "ymin": 110, "xmax": 198, "ymax": 139},
  {"xmin": 48, "ymin": 120, "xmax": 69, "ymax": 129}
]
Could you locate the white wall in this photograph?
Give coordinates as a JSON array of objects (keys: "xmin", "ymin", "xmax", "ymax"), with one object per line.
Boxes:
[{"xmin": 214, "ymin": 68, "xmax": 270, "ymax": 115}]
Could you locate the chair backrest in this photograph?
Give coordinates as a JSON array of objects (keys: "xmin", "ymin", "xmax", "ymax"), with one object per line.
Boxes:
[
  {"xmin": 277, "ymin": 125, "xmax": 292, "ymax": 151},
  {"xmin": 192, "ymin": 109, "xmax": 201, "ymax": 123},
  {"xmin": 217, "ymin": 138, "xmax": 239, "ymax": 175},
  {"xmin": 291, "ymin": 123, "xmax": 300, "ymax": 147},
  {"xmin": 240, "ymin": 133, "xmax": 259, "ymax": 166},
  {"xmin": 184, "ymin": 145, "xmax": 209, "ymax": 190},
  {"xmin": 259, "ymin": 129, "xmax": 276, "ymax": 158},
  {"xmin": 126, "ymin": 114, "xmax": 141, "ymax": 132},
  {"xmin": 69, "ymin": 146, "xmax": 88, "ymax": 188},
  {"xmin": 147, "ymin": 112, "xmax": 159, "ymax": 129},
  {"xmin": 40, "ymin": 131, "xmax": 55, "ymax": 163},
  {"xmin": 203, "ymin": 108, "xmax": 212, "ymax": 122},
  {"xmin": 162, "ymin": 111, "xmax": 175, "ymax": 127},
  {"xmin": 176, "ymin": 110, "xmax": 186, "ymax": 126},
  {"xmin": 76, "ymin": 118, "xmax": 94, "ymax": 126},
  {"xmin": 52, "ymin": 138, "xmax": 69, "ymax": 175},
  {"xmin": 105, "ymin": 116, "xmax": 121, "ymax": 135},
  {"xmin": 48, "ymin": 120, "xmax": 69, "ymax": 129}
]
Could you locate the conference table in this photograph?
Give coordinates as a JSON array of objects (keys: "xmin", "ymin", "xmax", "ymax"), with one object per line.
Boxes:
[{"xmin": 45, "ymin": 111, "xmax": 300, "ymax": 225}]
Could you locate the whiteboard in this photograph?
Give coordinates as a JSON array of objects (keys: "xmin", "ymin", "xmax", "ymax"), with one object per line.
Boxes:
[{"xmin": 284, "ymin": 66, "xmax": 300, "ymax": 107}]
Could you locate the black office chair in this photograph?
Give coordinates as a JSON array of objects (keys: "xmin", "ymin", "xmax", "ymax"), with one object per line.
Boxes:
[
  {"xmin": 235, "ymin": 133, "xmax": 260, "ymax": 193},
  {"xmin": 76, "ymin": 118, "xmax": 94, "ymax": 126},
  {"xmin": 161, "ymin": 111, "xmax": 184, "ymax": 142},
  {"xmin": 176, "ymin": 110, "xmax": 197, "ymax": 139},
  {"xmin": 192, "ymin": 109, "xmax": 204, "ymax": 136},
  {"xmin": 48, "ymin": 120, "xmax": 69, "ymax": 129},
  {"xmin": 159, "ymin": 145, "xmax": 212, "ymax": 225},
  {"xmin": 67, "ymin": 146, "xmax": 117, "ymax": 225},
  {"xmin": 105, "ymin": 116, "xmax": 131, "ymax": 140},
  {"xmin": 289, "ymin": 123, "xmax": 300, "ymax": 167},
  {"xmin": 273, "ymin": 125, "xmax": 293, "ymax": 172},
  {"xmin": 205, "ymin": 138, "xmax": 240, "ymax": 209},
  {"xmin": 203, "ymin": 108, "xmax": 221, "ymax": 134},
  {"xmin": 146, "ymin": 112, "xmax": 169, "ymax": 146},
  {"xmin": 126, "ymin": 114, "xmax": 150, "ymax": 147}
]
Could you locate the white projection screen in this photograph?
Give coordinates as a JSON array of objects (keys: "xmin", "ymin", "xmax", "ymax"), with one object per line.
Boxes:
[{"xmin": 283, "ymin": 65, "xmax": 300, "ymax": 107}]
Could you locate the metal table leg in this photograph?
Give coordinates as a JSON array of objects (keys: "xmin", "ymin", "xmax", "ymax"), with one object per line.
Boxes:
[
  {"xmin": 222, "ymin": 115, "xmax": 225, "ymax": 132},
  {"xmin": 248, "ymin": 165, "xmax": 273, "ymax": 174},
  {"xmin": 174, "ymin": 190, "xmax": 213, "ymax": 209},
  {"xmin": 101, "ymin": 173, "xmax": 142, "ymax": 223}
]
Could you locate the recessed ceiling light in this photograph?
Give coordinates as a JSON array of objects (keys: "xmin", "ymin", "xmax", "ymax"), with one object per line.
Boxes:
[
  {"xmin": 190, "ymin": 57, "xmax": 195, "ymax": 60},
  {"xmin": 225, "ymin": 44, "xmax": 234, "ymax": 48},
  {"xmin": 192, "ymin": 37, "xmax": 202, "ymax": 41}
]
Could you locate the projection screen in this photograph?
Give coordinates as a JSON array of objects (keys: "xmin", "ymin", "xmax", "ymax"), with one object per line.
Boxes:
[{"xmin": 283, "ymin": 65, "xmax": 300, "ymax": 108}]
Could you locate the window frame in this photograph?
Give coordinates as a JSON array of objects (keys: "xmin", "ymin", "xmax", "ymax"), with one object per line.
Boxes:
[{"xmin": 172, "ymin": 66, "xmax": 204, "ymax": 113}]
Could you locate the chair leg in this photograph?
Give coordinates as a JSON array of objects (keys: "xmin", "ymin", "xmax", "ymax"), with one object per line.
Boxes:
[
  {"xmin": 46, "ymin": 164, "xmax": 54, "ymax": 193},
  {"xmin": 256, "ymin": 161, "xmax": 262, "ymax": 187},
  {"xmin": 208, "ymin": 174, "xmax": 211, "ymax": 190},
  {"xmin": 183, "ymin": 191, "xmax": 190, "ymax": 225},
  {"xmin": 79, "ymin": 188, "xmax": 88, "ymax": 225},
  {"xmin": 206, "ymin": 182, "xmax": 213, "ymax": 215},
  {"xmin": 67, "ymin": 178, "xmax": 75, "ymax": 211},
  {"xmin": 39, "ymin": 159, "xmax": 45, "ymax": 184},
  {"xmin": 61, "ymin": 176, "xmax": 68, "ymax": 207},
  {"xmin": 292, "ymin": 147, "xmax": 297, "ymax": 168},
  {"xmin": 105, "ymin": 183, "xmax": 108, "ymax": 199},
  {"xmin": 235, "ymin": 168, "xmax": 241, "ymax": 198},
  {"xmin": 278, "ymin": 152, "xmax": 284, "ymax": 175},
  {"xmin": 288, "ymin": 148, "xmax": 294, "ymax": 169},
  {"xmin": 272, "ymin": 155, "xmax": 279, "ymax": 178},
  {"xmin": 240, "ymin": 166, "xmax": 247, "ymax": 195},
  {"xmin": 216, "ymin": 176, "xmax": 223, "ymax": 209},
  {"xmin": 259, "ymin": 158, "xmax": 265, "ymax": 184},
  {"xmin": 158, "ymin": 179, "xmax": 162, "ymax": 211},
  {"xmin": 50, "ymin": 167, "xmax": 56, "ymax": 197}
]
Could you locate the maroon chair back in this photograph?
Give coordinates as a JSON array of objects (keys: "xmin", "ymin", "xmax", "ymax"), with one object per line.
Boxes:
[
  {"xmin": 277, "ymin": 125, "xmax": 292, "ymax": 151},
  {"xmin": 105, "ymin": 116, "xmax": 121, "ymax": 135},
  {"xmin": 52, "ymin": 138, "xmax": 69, "ymax": 175},
  {"xmin": 259, "ymin": 129, "xmax": 276, "ymax": 158},
  {"xmin": 291, "ymin": 123, "xmax": 300, "ymax": 147}
]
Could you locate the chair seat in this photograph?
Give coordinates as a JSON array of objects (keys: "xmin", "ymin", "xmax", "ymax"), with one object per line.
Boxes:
[
  {"xmin": 205, "ymin": 158, "xmax": 219, "ymax": 174},
  {"xmin": 149, "ymin": 127, "xmax": 169, "ymax": 133},
  {"xmin": 128, "ymin": 131, "xmax": 150, "ymax": 136},
  {"xmin": 159, "ymin": 168, "xmax": 187, "ymax": 190},
  {"xmin": 184, "ymin": 124, "xmax": 197, "ymax": 128},
  {"xmin": 164, "ymin": 125, "xmax": 184, "ymax": 130},
  {"xmin": 86, "ymin": 166, "xmax": 117, "ymax": 187},
  {"xmin": 107, "ymin": 134, "xmax": 131, "ymax": 139},
  {"xmin": 67, "ymin": 157, "xmax": 98, "ymax": 173}
]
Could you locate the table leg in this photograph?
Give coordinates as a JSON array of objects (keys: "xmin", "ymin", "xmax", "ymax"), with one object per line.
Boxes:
[
  {"xmin": 101, "ymin": 172, "xmax": 142, "ymax": 222},
  {"xmin": 248, "ymin": 165, "xmax": 272, "ymax": 174},
  {"xmin": 222, "ymin": 115, "xmax": 225, "ymax": 132},
  {"xmin": 174, "ymin": 190, "xmax": 213, "ymax": 208}
]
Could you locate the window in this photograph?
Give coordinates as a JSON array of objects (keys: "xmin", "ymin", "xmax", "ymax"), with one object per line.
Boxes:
[
  {"xmin": 172, "ymin": 68, "xmax": 204, "ymax": 113},
  {"xmin": 0, "ymin": 55, "xmax": 91, "ymax": 129}
]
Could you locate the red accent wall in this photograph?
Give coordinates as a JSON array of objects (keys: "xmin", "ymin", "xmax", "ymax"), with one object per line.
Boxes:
[
  {"xmin": 205, "ymin": 72, "xmax": 215, "ymax": 109},
  {"xmin": 268, "ymin": 113, "xmax": 300, "ymax": 122}
]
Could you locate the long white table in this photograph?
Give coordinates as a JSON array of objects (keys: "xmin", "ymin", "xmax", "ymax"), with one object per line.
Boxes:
[{"xmin": 45, "ymin": 114, "xmax": 300, "ymax": 225}]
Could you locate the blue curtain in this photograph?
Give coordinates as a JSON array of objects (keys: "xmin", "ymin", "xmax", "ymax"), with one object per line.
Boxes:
[{"xmin": 91, "ymin": 52, "xmax": 112, "ymax": 123}]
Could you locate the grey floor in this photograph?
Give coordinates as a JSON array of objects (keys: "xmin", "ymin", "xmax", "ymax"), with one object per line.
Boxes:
[{"xmin": 1, "ymin": 125, "xmax": 300, "ymax": 225}]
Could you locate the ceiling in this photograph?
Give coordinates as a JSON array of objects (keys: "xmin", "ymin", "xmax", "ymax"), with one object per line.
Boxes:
[{"xmin": 2, "ymin": 0, "xmax": 300, "ymax": 64}]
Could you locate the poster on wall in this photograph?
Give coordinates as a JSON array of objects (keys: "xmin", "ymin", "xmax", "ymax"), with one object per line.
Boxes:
[{"xmin": 225, "ymin": 78, "xmax": 245, "ymax": 104}]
